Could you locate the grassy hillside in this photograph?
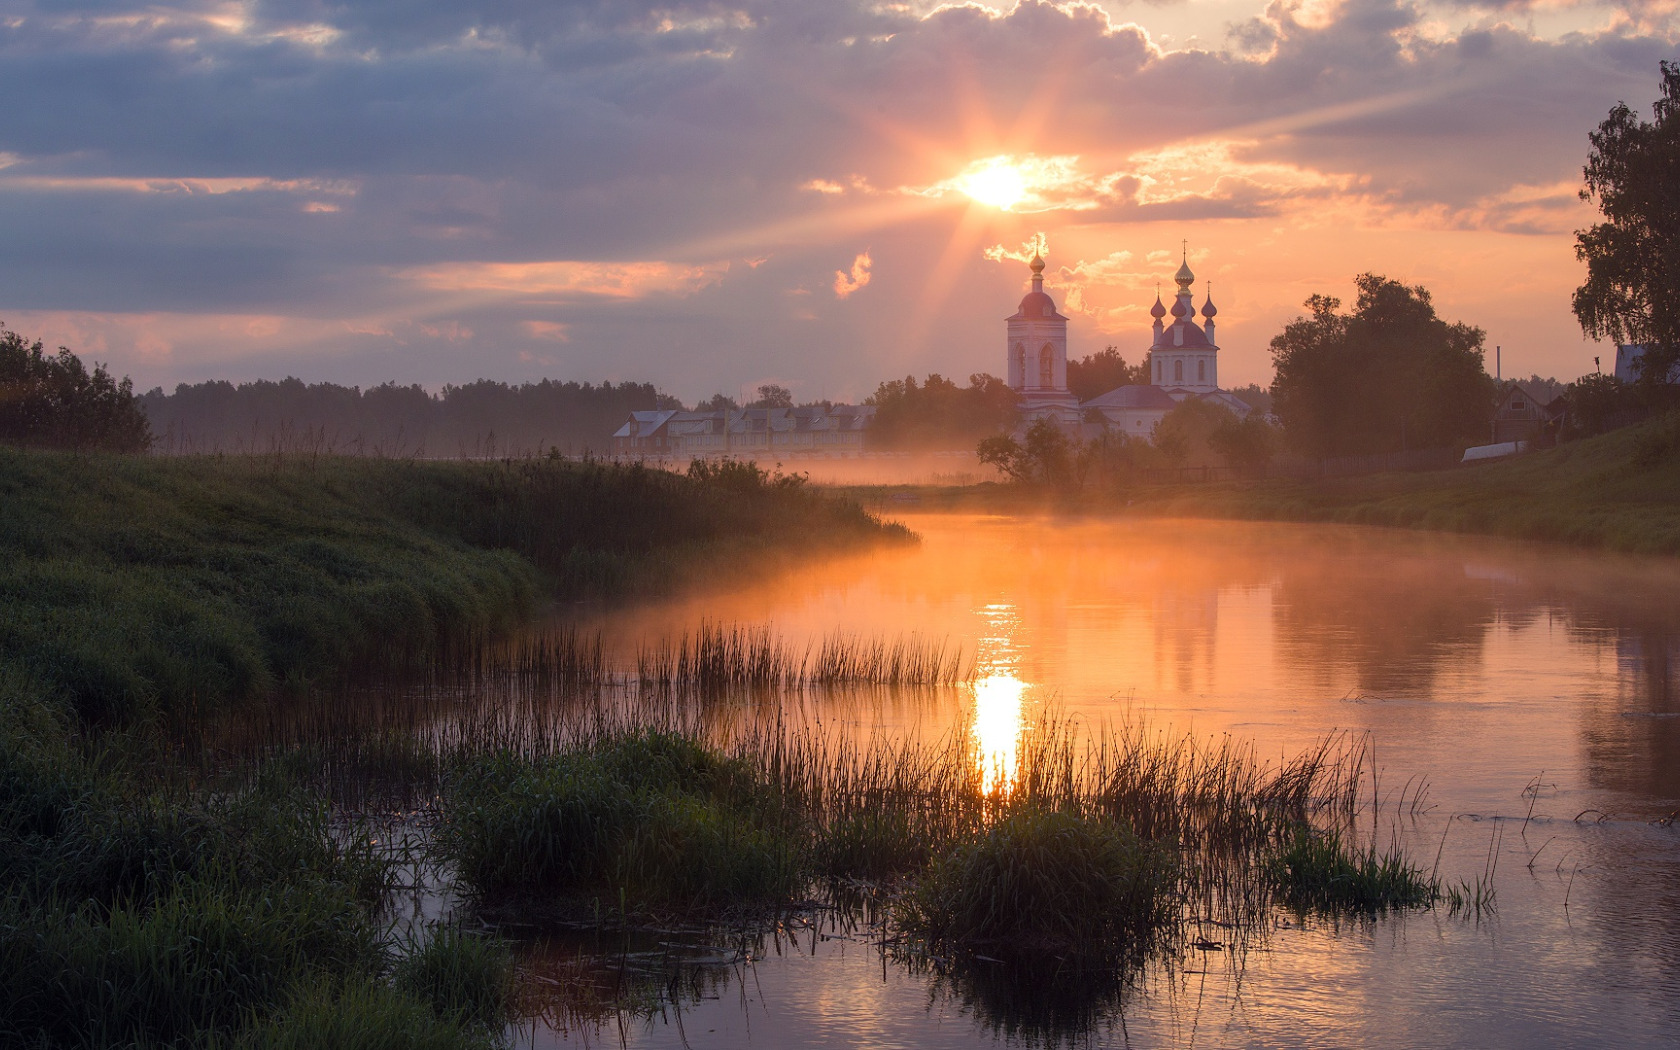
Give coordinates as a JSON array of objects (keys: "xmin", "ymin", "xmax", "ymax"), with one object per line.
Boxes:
[
  {"xmin": 1131, "ymin": 413, "xmax": 1680, "ymax": 554},
  {"xmin": 0, "ymin": 451, "xmax": 906, "ymax": 722}
]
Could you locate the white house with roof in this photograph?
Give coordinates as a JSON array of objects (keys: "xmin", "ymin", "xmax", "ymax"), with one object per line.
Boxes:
[
  {"xmin": 1005, "ymin": 250, "xmax": 1250, "ymax": 443},
  {"xmin": 611, "ymin": 404, "xmax": 874, "ymax": 458}
]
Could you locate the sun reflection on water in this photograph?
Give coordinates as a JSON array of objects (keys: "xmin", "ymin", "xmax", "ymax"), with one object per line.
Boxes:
[
  {"xmin": 972, "ymin": 672, "xmax": 1026, "ymax": 793},
  {"xmin": 973, "ymin": 601, "xmax": 1028, "ymax": 793}
]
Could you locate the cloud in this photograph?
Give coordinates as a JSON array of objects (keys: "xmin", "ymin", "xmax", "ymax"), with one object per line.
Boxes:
[
  {"xmin": 395, "ymin": 259, "xmax": 730, "ymax": 300},
  {"xmin": 0, "ymin": 0, "xmax": 1671, "ymax": 394},
  {"xmin": 833, "ymin": 250, "xmax": 872, "ymax": 299}
]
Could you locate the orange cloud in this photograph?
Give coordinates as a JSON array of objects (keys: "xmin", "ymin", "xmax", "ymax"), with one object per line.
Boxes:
[
  {"xmin": 834, "ymin": 251, "xmax": 872, "ymax": 299},
  {"xmin": 396, "ymin": 259, "xmax": 729, "ymax": 300}
]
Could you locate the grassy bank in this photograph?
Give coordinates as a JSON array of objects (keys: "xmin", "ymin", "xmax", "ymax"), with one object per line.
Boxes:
[
  {"xmin": 0, "ymin": 450, "xmax": 906, "ymax": 722},
  {"xmin": 1130, "ymin": 413, "xmax": 1680, "ymax": 554},
  {"xmin": 843, "ymin": 414, "xmax": 1680, "ymax": 555},
  {"xmin": 0, "ymin": 449, "xmax": 906, "ymax": 1048}
]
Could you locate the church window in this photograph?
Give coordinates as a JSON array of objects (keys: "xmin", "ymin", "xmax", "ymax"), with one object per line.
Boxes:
[
  {"xmin": 1039, "ymin": 345, "xmax": 1054, "ymax": 388},
  {"xmin": 1198, "ymin": 360, "xmax": 1206, "ymax": 382},
  {"xmin": 1174, "ymin": 360, "xmax": 1184, "ymax": 382},
  {"xmin": 1013, "ymin": 343, "xmax": 1025, "ymax": 380}
]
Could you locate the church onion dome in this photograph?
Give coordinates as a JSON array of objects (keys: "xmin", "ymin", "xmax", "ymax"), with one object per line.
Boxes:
[
  {"xmin": 1015, "ymin": 290, "xmax": 1060, "ymax": 318},
  {"xmin": 1175, "ymin": 257, "xmax": 1195, "ymax": 289},
  {"xmin": 1170, "ymin": 296, "xmax": 1188, "ymax": 318},
  {"xmin": 1150, "ymin": 293, "xmax": 1166, "ymax": 319},
  {"xmin": 1200, "ymin": 294, "xmax": 1217, "ymax": 319},
  {"xmin": 1007, "ymin": 249, "xmax": 1066, "ymax": 320}
]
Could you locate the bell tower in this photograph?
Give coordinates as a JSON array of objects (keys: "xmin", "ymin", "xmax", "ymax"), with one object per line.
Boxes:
[{"xmin": 1005, "ymin": 248, "xmax": 1080, "ymax": 424}]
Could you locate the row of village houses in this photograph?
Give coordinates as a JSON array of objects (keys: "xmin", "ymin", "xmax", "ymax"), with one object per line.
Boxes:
[
  {"xmin": 609, "ymin": 381, "xmax": 1569, "ymax": 458},
  {"xmin": 610, "ymin": 404, "xmax": 877, "ymax": 457}
]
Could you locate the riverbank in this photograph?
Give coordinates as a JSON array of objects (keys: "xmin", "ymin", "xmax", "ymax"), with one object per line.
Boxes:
[
  {"xmin": 0, "ymin": 450, "xmax": 907, "ymax": 722},
  {"xmin": 838, "ymin": 413, "xmax": 1680, "ymax": 555},
  {"xmin": 0, "ymin": 449, "xmax": 909, "ymax": 1048}
]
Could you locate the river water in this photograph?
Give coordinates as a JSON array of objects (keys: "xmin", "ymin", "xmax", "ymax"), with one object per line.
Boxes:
[{"xmin": 526, "ymin": 513, "xmax": 1680, "ymax": 1048}]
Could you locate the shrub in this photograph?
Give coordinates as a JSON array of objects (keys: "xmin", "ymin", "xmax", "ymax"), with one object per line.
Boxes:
[
  {"xmin": 899, "ymin": 806, "xmax": 1175, "ymax": 969},
  {"xmin": 440, "ymin": 732, "xmax": 800, "ymax": 914}
]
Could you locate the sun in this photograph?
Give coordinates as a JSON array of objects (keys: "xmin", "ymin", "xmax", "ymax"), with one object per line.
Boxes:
[{"xmin": 958, "ymin": 158, "xmax": 1028, "ymax": 210}]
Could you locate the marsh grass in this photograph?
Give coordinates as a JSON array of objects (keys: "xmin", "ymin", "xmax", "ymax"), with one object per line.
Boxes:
[
  {"xmin": 1268, "ymin": 827, "xmax": 1436, "ymax": 914},
  {"xmin": 634, "ymin": 622, "xmax": 970, "ymax": 691},
  {"xmin": 898, "ymin": 805, "xmax": 1177, "ymax": 968},
  {"xmin": 392, "ymin": 926, "xmax": 515, "ymax": 1032}
]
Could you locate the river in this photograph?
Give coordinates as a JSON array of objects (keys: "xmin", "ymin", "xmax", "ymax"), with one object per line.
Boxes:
[{"xmin": 527, "ymin": 513, "xmax": 1679, "ymax": 1048}]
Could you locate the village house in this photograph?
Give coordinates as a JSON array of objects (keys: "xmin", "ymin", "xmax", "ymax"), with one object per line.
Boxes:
[
  {"xmin": 1491, "ymin": 381, "xmax": 1566, "ymax": 445},
  {"xmin": 611, "ymin": 404, "xmax": 874, "ymax": 458}
]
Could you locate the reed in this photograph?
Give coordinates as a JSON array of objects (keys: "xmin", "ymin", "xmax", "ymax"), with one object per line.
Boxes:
[
  {"xmin": 392, "ymin": 926, "xmax": 515, "ymax": 1032},
  {"xmin": 634, "ymin": 622, "xmax": 971, "ymax": 692},
  {"xmin": 1267, "ymin": 827, "xmax": 1437, "ymax": 914},
  {"xmin": 897, "ymin": 805, "xmax": 1177, "ymax": 968}
]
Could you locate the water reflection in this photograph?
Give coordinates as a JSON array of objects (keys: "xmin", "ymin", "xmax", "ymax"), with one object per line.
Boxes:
[
  {"xmin": 251, "ymin": 514, "xmax": 1680, "ymax": 1048},
  {"xmin": 971, "ymin": 673, "xmax": 1024, "ymax": 794}
]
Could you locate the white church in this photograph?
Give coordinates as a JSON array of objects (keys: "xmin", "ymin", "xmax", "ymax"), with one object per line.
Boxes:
[{"xmin": 1005, "ymin": 249, "xmax": 1251, "ymax": 440}]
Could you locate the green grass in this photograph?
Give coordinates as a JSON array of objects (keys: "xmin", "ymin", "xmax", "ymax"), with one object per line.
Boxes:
[
  {"xmin": 0, "ymin": 447, "xmax": 907, "ymax": 1046},
  {"xmin": 1130, "ymin": 413, "xmax": 1680, "ymax": 554},
  {"xmin": 898, "ymin": 805, "xmax": 1177, "ymax": 968},
  {"xmin": 439, "ymin": 731, "xmax": 801, "ymax": 915},
  {"xmin": 0, "ymin": 450, "xmax": 906, "ymax": 722},
  {"xmin": 1267, "ymin": 827, "xmax": 1438, "ymax": 914}
]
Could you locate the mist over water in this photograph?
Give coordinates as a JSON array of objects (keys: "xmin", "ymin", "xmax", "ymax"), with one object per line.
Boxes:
[{"xmin": 537, "ymin": 514, "xmax": 1680, "ymax": 1048}]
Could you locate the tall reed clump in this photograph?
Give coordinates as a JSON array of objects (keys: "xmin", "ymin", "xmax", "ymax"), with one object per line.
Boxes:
[
  {"xmin": 1267, "ymin": 827, "xmax": 1437, "ymax": 914},
  {"xmin": 634, "ymin": 622, "xmax": 970, "ymax": 692},
  {"xmin": 898, "ymin": 805, "xmax": 1177, "ymax": 969},
  {"xmin": 439, "ymin": 730, "xmax": 802, "ymax": 917}
]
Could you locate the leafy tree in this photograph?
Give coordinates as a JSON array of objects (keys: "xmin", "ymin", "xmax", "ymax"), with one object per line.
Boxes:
[
  {"xmin": 1078, "ymin": 430, "xmax": 1167, "ymax": 490},
  {"xmin": 1574, "ymin": 61, "xmax": 1680, "ymax": 385},
  {"xmin": 747, "ymin": 384, "xmax": 793, "ymax": 408},
  {"xmin": 977, "ymin": 419, "xmax": 1079, "ymax": 486},
  {"xmin": 1228, "ymin": 383, "xmax": 1274, "ymax": 414},
  {"xmin": 1153, "ymin": 398, "xmax": 1238, "ymax": 468},
  {"xmin": 0, "ymin": 324, "xmax": 151, "ymax": 453},
  {"xmin": 1561, "ymin": 372, "xmax": 1637, "ymax": 438},
  {"xmin": 1208, "ymin": 412, "xmax": 1279, "ymax": 477},
  {"xmin": 1269, "ymin": 275, "xmax": 1492, "ymax": 458},
  {"xmin": 694, "ymin": 393, "xmax": 740, "ymax": 413},
  {"xmin": 1066, "ymin": 346, "xmax": 1148, "ymax": 401},
  {"xmin": 866, "ymin": 373, "xmax": 1018, "ymax": 449}
]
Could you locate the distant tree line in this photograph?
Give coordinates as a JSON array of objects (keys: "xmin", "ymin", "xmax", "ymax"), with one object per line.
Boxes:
[
  {"xmin": 865, "ymin": 373, "xmax": 1020, "ymax": 450},
  {"xmin": 0, "ymin": 324, "xmax": 151, "ymax": 453},
  {"xmin": 141, "ymin": 377, "xmax": 682, "ymax": 456}
]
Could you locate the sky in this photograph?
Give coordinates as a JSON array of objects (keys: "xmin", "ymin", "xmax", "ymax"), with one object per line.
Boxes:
[{"xmin": 0, "ymin": 0, "xmax": 1674, "ymax": 404}]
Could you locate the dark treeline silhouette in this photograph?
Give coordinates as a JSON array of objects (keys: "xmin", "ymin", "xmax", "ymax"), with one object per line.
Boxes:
[
  {"xmin": 1, "ymin": 323, "xmax": 151, "ymax": 453},
  {"xmin": 141, "ymin": 377, "xmax": 682, "ymax": 456}
]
